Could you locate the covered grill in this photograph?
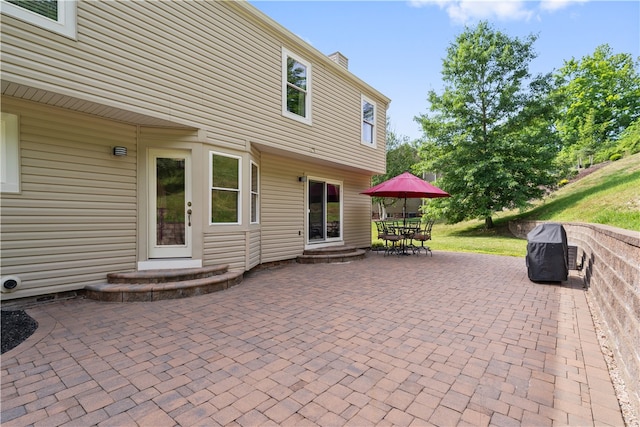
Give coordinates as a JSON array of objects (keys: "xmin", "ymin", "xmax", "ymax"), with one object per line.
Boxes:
[{"xmin": 526, "ymin": 223, "xmax": 569, "ymax": 282}]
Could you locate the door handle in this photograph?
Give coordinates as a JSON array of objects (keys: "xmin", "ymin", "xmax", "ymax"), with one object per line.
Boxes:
[{"xmin": 187, "ymin": 209, "xmax": 192, "ymax": 227}]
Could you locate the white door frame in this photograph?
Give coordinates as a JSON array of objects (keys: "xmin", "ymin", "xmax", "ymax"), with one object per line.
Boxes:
[{"xmin": 305, "ymin": 177, "xmax": 343, "ymax": 248}]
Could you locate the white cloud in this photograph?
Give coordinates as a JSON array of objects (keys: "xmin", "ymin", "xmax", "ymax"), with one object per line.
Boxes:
[
  {"xmin": 409, "ymin": 0, "xmax": 588, "ymax": 24},
  {"xmin": 453, "ymin": 1, "xmax": 533, "ymax": 23},
  {"xmin": 539, "ymin": 0, "xmax": 588, "ymax": 12}
]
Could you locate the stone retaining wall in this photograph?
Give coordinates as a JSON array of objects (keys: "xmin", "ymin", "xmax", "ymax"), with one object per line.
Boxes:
[{"xmin": 510, "ymin": 220, "xmax": 640, "ymax": 419}]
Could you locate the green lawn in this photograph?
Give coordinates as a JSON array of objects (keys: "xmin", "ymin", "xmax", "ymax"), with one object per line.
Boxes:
[
  {"xmin": 372, "ymin": 153, "xmax": 640, "ymax": 257},
  {"xmin": 372, "ymin": 218, "xmax": 527, "ymax": 257}
]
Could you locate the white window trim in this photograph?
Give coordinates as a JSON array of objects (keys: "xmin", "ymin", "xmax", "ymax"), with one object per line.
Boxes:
[
  {"xmin": 250, "ymin": 161, "xmax": 260, "ymax": 224},
  {"xmin": 361, "ymin": 95, "xmax": 377, "ymax": 148},
  {"xmin": 1, "ymin": 0, "xmax": 77, "ymax": 39},
  {"xmin": 282, "ymin": 47, "xmax": 312, "ymax": 125},
  {"xmin": 1, "ymin": 112, "xmax": 20, "ymax": 193},
  {"xmin": 209, "ymin": 151, "xmax": 242, "ymax": 225}
]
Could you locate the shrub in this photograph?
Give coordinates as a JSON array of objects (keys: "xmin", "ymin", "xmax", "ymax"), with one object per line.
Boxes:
[
  {"xmin": 558, "ymin": 178, "xmax": 569, "ymax": 187},
  {"xmin": 610, "ymin": 153, "xmax": 622, "ymax": 161}
]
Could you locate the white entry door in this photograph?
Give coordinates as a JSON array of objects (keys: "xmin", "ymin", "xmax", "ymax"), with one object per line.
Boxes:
[{"xmin": 148, "ymin": 149, "xmax": 192, "ymax": 258}]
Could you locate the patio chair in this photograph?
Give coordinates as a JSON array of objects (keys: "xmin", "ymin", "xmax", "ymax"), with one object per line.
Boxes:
[
  {"xmin": 375, "ymin": 221, "xmax": 402, "ymax": 256},
  {"xmin": 374, "ymin": 220, "xmax": 386, "ymax": 240},
  {"xmin": 412, "ymin": 219, "xmax": 434, "ymax": 256}
]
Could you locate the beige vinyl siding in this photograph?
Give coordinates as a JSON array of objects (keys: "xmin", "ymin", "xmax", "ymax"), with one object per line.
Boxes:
[
  {"xmin": 0, "ymin": 98, "xmax": 137, "ymax": 300},
  {"xmin": 343, "ymin": 175, "xmax": 376, "ymax": 248},
  {"xmin": 203, "ymin": 232, "xmax": 246, "ymax": 273},
  {"xmin": 139, "ymin": 127, "xmax": 201, "ymax": 145},
  {"xmin": 260, "ymin": 155, "xmax": 306, "ymax": 263},
  {"xmin": 248, "ymin": 230, "xmax": 261, "ymax": 269},
  {"xmin": 260, "ymin": 153, "xmax": 373, "ymax": 262},
  {"xmin": 1, "ymin": 1, "xmax": 387, "ymax": 175},
  {"xmin": 261, "ymin": 153, "xmax": 305, "ymax": 263}
]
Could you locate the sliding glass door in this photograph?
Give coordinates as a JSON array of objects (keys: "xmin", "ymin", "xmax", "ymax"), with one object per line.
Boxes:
[{"xmin": 308, "ymin": 179, "xmax": 342, "ymax": 243}]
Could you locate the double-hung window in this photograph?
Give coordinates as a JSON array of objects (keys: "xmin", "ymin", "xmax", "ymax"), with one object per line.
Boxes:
[
  {"xmin": 2, "ymin": 0, "xmax": 77, "ymax": 38},
  {"xmin": 282, "ymin": 48, "xmax": 312, "ymax": 125},
  {"xmin": 250, "ymin": 161, "xmax": 259, "ymax": 224},
  {"xmin": 361, "ymin": 95, "xmax": 376, "ymax": 147},
  {"xmin": 210, "ymin": 152, "xmax": 241, "ymax": 224},
  {"xmin": 1, "ymin": 112, "xmax": 20, "ymax": 193}
]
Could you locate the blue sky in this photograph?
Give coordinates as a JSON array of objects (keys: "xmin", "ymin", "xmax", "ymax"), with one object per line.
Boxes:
[{"xmin": 250, "ymin": 0, "xmax": 639, "ymax": 141}]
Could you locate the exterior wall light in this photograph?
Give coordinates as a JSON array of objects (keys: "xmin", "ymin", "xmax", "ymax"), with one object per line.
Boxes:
[{"xmin": 298, "ymin": 176, "xmax": 307, "ymax": 182}]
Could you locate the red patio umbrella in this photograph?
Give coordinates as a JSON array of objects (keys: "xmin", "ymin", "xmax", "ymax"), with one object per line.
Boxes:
[{"xmin": 361, "ymin": 172, "xmax": 450, "ymax": 225}]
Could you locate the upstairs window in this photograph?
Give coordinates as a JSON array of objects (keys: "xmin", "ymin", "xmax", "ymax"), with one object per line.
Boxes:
[
  {"xmin": 7, "ymin": 0, "xmax": 57, "ymax": 19},
  {"xmin": 210, "ymin": 152, "xmax": 241, "ymax": 224},
  {"xmin": 282, "ymin": 48, "xmax": 312, "ymax": 125},
  {"xmin": 2, "ymin": 0, "xmax": 77, "ymax": 38},
  {"xmin": 361, "ymin": 95, "xmax": 376, "ymax": 147}
]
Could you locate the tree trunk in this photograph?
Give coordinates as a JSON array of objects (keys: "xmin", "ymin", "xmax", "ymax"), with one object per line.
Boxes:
[
  {"xmin": 378, "ymin": 202, "xmax": 387, "ymax": 220},
  {"xmin": 485, "ymin": 216, "xmax": 494, "ymax": 229}
]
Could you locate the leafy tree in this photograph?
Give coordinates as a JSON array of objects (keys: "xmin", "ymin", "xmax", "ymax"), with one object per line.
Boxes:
[
  {"xmin": 371, "ymin": 119, "xmax": 419, "ymax": 219},
  {"xmin": 554, "ymin": 45, "xmax": 640, "ymax": 165},
  {"xmin": 416, "ymin": 21, "xmax": 559, "ymax": 228},
  {"xmin": 376, "ymin": 122, "xmax": 418, "ymax": 183},
  {"xmin": 575, "ymin": 109, "xmax": 606, "ymax": 167},
  {"xmin": 614, "ymin": 118, "xmax": 640, "ymax": 156}
]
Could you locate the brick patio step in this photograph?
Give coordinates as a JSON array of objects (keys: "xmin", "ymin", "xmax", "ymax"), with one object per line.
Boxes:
[
  {"xmin": 85, "ymin": 265, "xmax": 243, "ymax": 302},
  {"xmin": 106, "ymin": 265, "xmax": 229, "ymax": 284},
  {"xmin": 297, "ymin": 245, "xmax": 366, "ymax": 264}
]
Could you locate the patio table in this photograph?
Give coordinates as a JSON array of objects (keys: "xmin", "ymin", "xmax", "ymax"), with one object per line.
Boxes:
[{"xmin": 389, "ymin": 225, "xmax": 420, "ymax": 255}]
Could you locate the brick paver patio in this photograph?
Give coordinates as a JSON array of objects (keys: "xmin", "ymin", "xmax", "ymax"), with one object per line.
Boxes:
[{"xmin": 1, "ymin": 251, "xmax": 624, "ymax": 426}]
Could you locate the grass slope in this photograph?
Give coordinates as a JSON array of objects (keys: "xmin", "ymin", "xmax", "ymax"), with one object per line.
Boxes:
[
  {"xmin": 373, "ymin": 153, "xmax": 640, "ymax": 257},
  {"xmin": 515, "ymin": 153, "xmax": 640, "ymax": 230}
]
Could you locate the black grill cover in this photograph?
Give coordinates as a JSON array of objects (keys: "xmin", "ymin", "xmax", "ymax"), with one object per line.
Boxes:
[{"xmin": 526, "ymin": 223, "xmax": 568, "ymax": 282}]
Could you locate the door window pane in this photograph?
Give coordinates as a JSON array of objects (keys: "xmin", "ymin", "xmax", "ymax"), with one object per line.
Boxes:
[
  {"xmin": 309, "ymin": 181, "xmax": 325, "ymax": 240},
  {"xmin": 156, "ymin": 158, "xmax": 185, "ymax": 246},
  {"xmin": 327, "ymin": 184, "xmax": 341, "ymax": 238}
]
